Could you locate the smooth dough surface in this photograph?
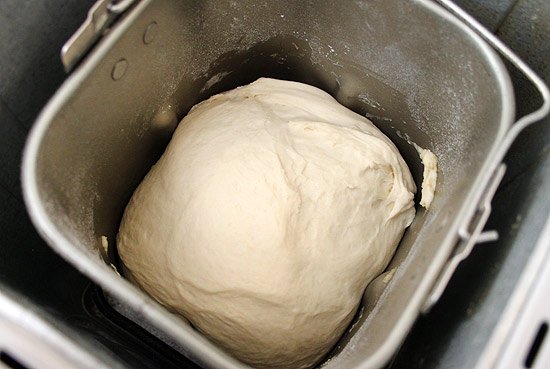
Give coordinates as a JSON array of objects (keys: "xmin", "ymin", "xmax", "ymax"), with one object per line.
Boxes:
[{"xmin": 117, "ymin": 78, "xmax": 416, "ymax": 369}]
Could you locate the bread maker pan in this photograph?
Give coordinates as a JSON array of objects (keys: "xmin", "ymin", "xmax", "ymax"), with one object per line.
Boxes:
[{"xmin": 22, "ymin": 0, "xmax": 549, "ymax": 368}]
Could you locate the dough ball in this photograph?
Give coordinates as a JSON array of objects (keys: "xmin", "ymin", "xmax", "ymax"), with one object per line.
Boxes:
[{"xmin": 117, "ymin": 78, "xmax": 416, "ymax": 369}]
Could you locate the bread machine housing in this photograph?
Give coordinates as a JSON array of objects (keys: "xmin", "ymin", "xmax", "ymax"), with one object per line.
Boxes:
[{"xmin": 21, "ymin": 0, "xmax": 549, "ymax": 368}]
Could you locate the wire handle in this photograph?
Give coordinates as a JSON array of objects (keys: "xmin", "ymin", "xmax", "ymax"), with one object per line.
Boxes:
[
  {"xmin": 435, "ymin": 0, "xmax": 549, "ymax": 150},
  {"xmin": 422, "ymin": 0, "xmax": 550, "ymax": 313}
]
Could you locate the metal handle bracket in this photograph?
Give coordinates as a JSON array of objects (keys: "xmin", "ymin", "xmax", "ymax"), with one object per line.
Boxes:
[
  {"xmin": 61, "ymin": 0, "xmax": 136, "ymax": 72},
  {"xmin": 422, "ymin": 164, "xmax": 506, "ymax": 313}
]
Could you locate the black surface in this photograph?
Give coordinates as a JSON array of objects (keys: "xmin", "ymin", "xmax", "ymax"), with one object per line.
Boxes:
[
  {"xmin": 0, "ymin": 1, "xmax": 548, "ymax": 369},
  {"xmin": 0, "ymin": 0, "xmax": 95, "ymax": 292}
]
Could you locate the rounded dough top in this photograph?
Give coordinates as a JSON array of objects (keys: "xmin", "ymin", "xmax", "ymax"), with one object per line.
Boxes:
[{"xmin": 117, "ymin": 78, "xmax": 416, "ymax": 369}]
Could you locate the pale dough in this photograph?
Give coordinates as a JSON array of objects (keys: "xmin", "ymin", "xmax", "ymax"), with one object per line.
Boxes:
[
  {"xmin": 413, "ymin": 143, "xmax": 438, "ymax": 209},
  {"xmin": 117, "ymin": 78, "xmax": 416, "ymax": 369}
]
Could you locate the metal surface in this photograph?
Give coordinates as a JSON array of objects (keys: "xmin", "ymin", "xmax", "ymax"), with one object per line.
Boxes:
[
  {"xmin": 19, "ymin": 0, "xmax": 547, "ymax": 368},
  {"xmin": 389, "ymin": 1, "xmax": 550, "ymax": 367},
  {"xmin": 0, "ymin": 289, "xmax": 107, "ymax": 369},
  {"xmin": 436, "ymin": 0, "xmax": 550, "ymax": 149},
  {"xmin": 420, "ymin": 0, "xmax": 550, "ymax": 312}
]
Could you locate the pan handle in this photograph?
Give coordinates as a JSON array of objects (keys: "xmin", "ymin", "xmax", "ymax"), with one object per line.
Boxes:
[
  {"xmin": 434, "ymin": 0, "xmax": 549, "ymax": 149},
  {"xmin": 422, "ymin": 0, "xmax": 550, "ymax": 313},
  {"xmin": 61, "ymin": 0, "xmax": 136, "ymax": 72},
  {"xmin": 422, "ymin": 164, "xmax": 506, "ymax": 312}
]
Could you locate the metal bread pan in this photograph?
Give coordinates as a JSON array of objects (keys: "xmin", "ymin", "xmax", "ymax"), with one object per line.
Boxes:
[{"xmin": 22, "ymin": 0, "xmax": 549, "ymax": 368}]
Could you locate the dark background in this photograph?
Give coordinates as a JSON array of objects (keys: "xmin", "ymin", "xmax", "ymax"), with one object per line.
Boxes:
[{"xmin": 0, "ymin": 1, "xmax": 548, "ymax": 368}]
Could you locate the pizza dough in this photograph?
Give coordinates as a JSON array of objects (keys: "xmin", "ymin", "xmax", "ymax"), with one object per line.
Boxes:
[{"xmin": 117, "ymin": 78, "xmax": 416, "ymax": 368}]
